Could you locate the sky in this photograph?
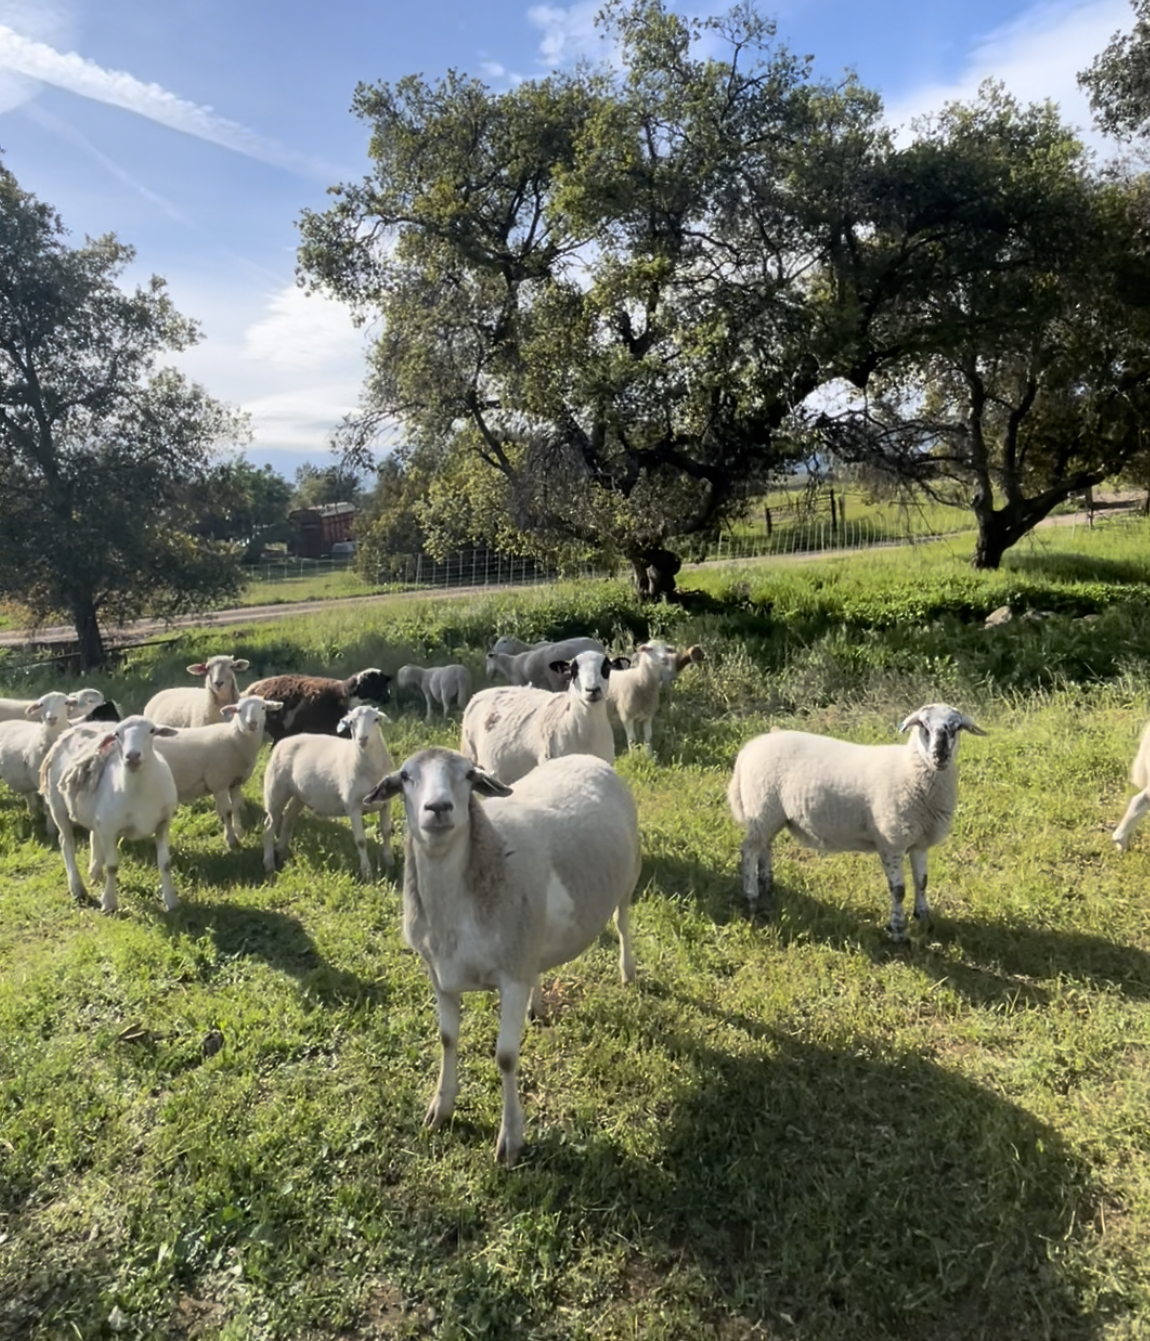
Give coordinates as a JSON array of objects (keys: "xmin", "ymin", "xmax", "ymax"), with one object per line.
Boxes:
[{"xmin": 0, "ymin": 0, "xmax": 1137, "ymax": 481}]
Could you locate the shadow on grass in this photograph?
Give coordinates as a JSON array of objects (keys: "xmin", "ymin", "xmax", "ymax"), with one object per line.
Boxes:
[
  {"xmin": 148, "ymin": 900, "xmax": 386, "ymax": 1007},
  {"xmin": 1004, "ymin": 548, "xmax": 1150, "ymax": 588},
  {"xmin": 439, "ymin": 1014, "xmax": 1102, "ymax": 1341}
]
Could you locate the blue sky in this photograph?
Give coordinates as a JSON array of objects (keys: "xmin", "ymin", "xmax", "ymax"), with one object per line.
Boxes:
[{"xmin": 0, "ymin": 0, "xmax": 1135, "ymax": 480}]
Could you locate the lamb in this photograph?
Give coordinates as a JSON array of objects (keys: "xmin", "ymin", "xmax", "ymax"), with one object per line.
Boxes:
[
  {"xmin": 0, "ymin": 691, "xmax": 79, "ymax": 833},
  {"xmin": 262, "ymin": 704, "xmax": 394, "ymax": 881},
  {"xmin": 0, "ymin": 687, "xmax": 103, "ymax": 725},
  {"xmin": 364, "ymin": 747, "xmax": 640, "ymax": 1166},
  {"xmin": 1112, "ymin": 720, "xmax": 1150, "ymax": 851},
  {"xmin": 484, "ymin": 637, "xmax": 606, "ymax": 691},
  {"xmin": 244, "ymin": 668, "xmax": 392, "ymax": 743},
  {"xmin": 154, "ymin": 694, "xmax": 283, "ymax": 849},
  {"xmin": 460, "ymin": 650, "xmax": 628, "ymax": 785},
  {"xmin": 39, "ymin": 715, "xmax": 181, "ymax": 912},
  {"xmin": 143, "ymin": 656, "xmax": 250, "ymax": 728},
  {"xmin": 397, "ymin": 664, "xmax": 473, "ymax": 720},
  {"xmin": 728, "ymin": 703, "xmax": 986, "ymax": 940},
  {"xmin": 607, "ymin": 641, "xmax": 705, "ymax": 751}
]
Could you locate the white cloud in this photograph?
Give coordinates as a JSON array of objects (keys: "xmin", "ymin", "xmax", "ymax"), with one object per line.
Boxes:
[
  {"xmin": 528, "ymin": 1, "xmax": 611, "ymax": 68},
  {"xmin": 0, "ymin": 21, "xmax": 329, "ymax": 174},
  {"xmin": 882, "ymin": 0, "xmax": 1133, "ymax": 147}
]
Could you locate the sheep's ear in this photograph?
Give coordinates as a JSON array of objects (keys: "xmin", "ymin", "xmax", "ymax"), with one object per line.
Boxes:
[
  {"xmin": 152, "ymin": 726, "xmax": 179, "ymax": 738},
  {"xmin": 24, "ymin": 701, "xmax": 42, "ymax": 719},
  {"xmin": 958, "ymin": 715, "xmax": 987, "ymax": 737},
  {"xmin": 898, "ymin": 712, "xmax": 924, "ymax": 734},
  {"xmin": 336, "ymin": 716, "xmax": 353, "ymax": 737},
  {"xmin": 221, "ymin": 704, "xmax": 240, "ymax": 719},
  {"xmin": 99, "ymin": 733, "xmax": 117, "ymax": 753},
  {"xmin": 364, "ymin": 773, "xmax": 404, "ymax": 804},
  {"xmin": 264, "ymin": 699, "xmax": 284, "ymax": 712},
  {"xmin": 64, "ymin": 696, "xmax": 79, "ymax": 708},
  {"xmin": 688, "ymin": 645, "xmax": 706, "ymax": 663},
  {"xmin": 549, "ymin": 658, "xmax": 573, "ymax": 680},
  {"xmin": 467, "ymin": 766, "xmax": 514, "ymax": 798},
  {"xmin": 231, "ymin": 659, "xmax": 251, "ymax": 671},
  {"xmin": 608, "ymin": 656, "xmax": 631, "ymax": 672},
  {"xmin": 187, "ymin": 662, "xmax": 209, "ymax": 676}
]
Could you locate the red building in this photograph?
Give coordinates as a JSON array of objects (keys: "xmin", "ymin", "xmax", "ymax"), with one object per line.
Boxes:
[{"xmin": 288, "ymin": 502, "xmax": 356, "ymax": 558}]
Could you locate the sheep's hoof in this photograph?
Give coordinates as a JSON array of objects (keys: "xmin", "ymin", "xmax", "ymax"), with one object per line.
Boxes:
[
  {"xmin": 885, "ymin": 921, "xmax": 908, "ymax": 943},
  {"xmin": 495, "ymin": 1129, "xmax": 523, "ymax": 1167},
  {"xmin": 1114, "ymin": 835, "xmax": 1129, "ymax": 853},
  {"xmin": 424, "ymin": 1098, "xmax": 451, "ymax": 1131}
]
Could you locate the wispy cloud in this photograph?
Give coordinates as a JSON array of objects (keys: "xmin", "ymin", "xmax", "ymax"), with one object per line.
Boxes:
[
  {"xmin": 882, "ymin": 0, "xmax": 1133, "ymax": 146},
  {"xmin": 527, "ymin": 1, "xmax": 612, "ymax": 68},
  {"xmin": 0, "ymin": 23, "xmax": 330, "ymax": 175}
]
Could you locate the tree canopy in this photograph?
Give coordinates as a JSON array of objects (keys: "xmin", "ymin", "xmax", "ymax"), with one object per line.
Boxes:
[
  {"xmin": 0, "ymin": 161, "xmax": 249, "ymax": 667},
  {"xmin": 1080, "ymin": 0, "xmax": 1150, "ymax": 141}
]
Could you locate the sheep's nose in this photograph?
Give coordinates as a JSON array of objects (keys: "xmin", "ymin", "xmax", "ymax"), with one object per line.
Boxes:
[
  {"xmin": 125, "ymin": 751, "xmax": 142, "ymax": 768},
  {"xmin": 425, "ymin": 799, "xmax": 454, "ymax": 816}
]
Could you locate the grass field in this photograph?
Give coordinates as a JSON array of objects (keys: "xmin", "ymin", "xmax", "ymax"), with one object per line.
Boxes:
[{"xmin": 4, "ymin": 520, "xmax": 1150, "ymax": 1339}]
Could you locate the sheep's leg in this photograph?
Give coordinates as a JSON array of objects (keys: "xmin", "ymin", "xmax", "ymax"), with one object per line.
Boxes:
[
  {"xmin": 347, "ymin": 806, "xmax": 374, "ymax": 882},
  {"xmin": 614, "ymin": 897, "xmax": 636, "ymax": 985},
  {"xmin": 275, "ymin": 796, "xmax": 305, "ymax": 864},
  {"xmin": 89, "ymin": 829, "xmax": 104, "ymax": 882},
  {"xmin": 424, "ymin": 693, "xmax": 434, "ymax": 723},
  {"xmin": 375, "ymin": 798, "xmax": 394, "ymax": 870},
  {"xmin": 228, "ymin": 785, "xmax": 246, "ymax": 841},
  {"xmin": 1114, "ymin": 790, "xmax": 1150, "ymax": 851},
  {"xmin": 494, "ymin": 979, "xmax": 532, "ymax": 1166},
  {"xmin": 641, "ymin": 718, "xmax": 654, "ymax": 753},
  {"xmin": 57, "ymin": 817, "xmax": 87, "ymax": 902},
  {"xmin": 214, "ymin": 788, "xmax": 241, "ymax": 850},
  {"xmin": 881, "ymin": 852, "xmax": 908, "ymax": 941},
  {"xmin": 100, "ymin": 836, "xmax": 120, "ymax": 915},
  {"xmin": 262, "ymin": 808, "xmax": 279, "ymax": 874},
  {"xmin": 426, "ymin": 988, "xmax": 461, "ymax": 1131},
  {"xmin": 623, "ymin": 719, "xmax": 637, "ymax": 751},
  {"xmin": 909, "ymin": 848, "xmax": 930, "ymax": 924},
  {"xmin": 740, "ymin": 837, "xmax": 772, "ymax": 914},
  {"xmin": 155, "ymin": 818, "xmax": 179, "ymax": 912}
]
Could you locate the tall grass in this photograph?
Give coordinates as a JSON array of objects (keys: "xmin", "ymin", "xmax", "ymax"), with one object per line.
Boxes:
[{"xmin": 4, "ymin": 523, "xmax": 1150, "ymax": 1338}]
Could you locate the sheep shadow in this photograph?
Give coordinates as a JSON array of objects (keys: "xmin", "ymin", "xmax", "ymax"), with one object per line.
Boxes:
[
  {"xmin": 148, "ymin": 900, "xmax": 386, "ymax": 1008},
  {"xmin": 452, "ymin": 1018, "xmax": 1100, "ymax": 1341},
  {"xmin": 752, "ymin": 885, "xmax": 1150, "ymax": 1008}
]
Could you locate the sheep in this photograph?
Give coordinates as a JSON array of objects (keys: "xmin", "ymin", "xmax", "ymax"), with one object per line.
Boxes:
[
  {"xmin": 262, "ymin": 704, "xmax": 394, "ymax": 881},
  {"xmin": 396, "ymin": 664, "xmax": 473, "ymax": 721},
  {"xmin": 364, "ymin": 747, "xmax": 640, "ymax": 1166},
  {"xmin": 244, "ymin": 668, "xmax": 392, "ymax": 743},
  {"xmin": 73, "ymin": 699, "xmax": 123, "ymax": 724},
  {"xmin": 153, "ymin": 694, "xmax": 284, "ymax": 849},
  {"xmin": 1112, "ymin": 719, "xmax": 1150, "ymax": 851},
  {"xmin": 728, "ymin": 703, "xmax": 986, "ymax": 940},
  {"xmin": 0, "ymin": 692, "xmax": 79, "ymax": 833},
  {"xmin": 490, "ymin": 636, "xmax": 539, "ymax": 657},
  {"xmin": 460, "ymin": 650, "xmax": 628, "ymax": 786},
  {"xmin": 143, "ymin": 656, "xmax": 250, "ymax": 728},
  {"xmin": 40, "ymin": 715, "xmax": 181, "ymax": 912},
  {"xmin": 607, "ymin": 641, "xmax": 705, "ymax": 751},
  {"xmin": 485, "ymin": 636, "xmax": 606, "ymax": 691},
  {"xmin": 0, "ymin": 687, "xmax": 103, "ymax": 725}
]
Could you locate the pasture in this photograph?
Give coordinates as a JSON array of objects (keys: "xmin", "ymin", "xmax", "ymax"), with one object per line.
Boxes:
[{"xmin": 4, "ymin": 521, "xmax": 1150, "ymax": 1339}]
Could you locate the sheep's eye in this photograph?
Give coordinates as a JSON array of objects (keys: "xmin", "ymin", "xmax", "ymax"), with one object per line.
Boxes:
[{"xmin": 400, "ymin": 770, "xmax": 410, "ymax": 783}]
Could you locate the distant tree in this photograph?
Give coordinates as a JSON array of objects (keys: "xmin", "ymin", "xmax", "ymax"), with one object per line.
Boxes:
[
  {"xmin": 1080, "ymin": 1, "xmax": 1150, "ymax": 140},
  {"xmin": 353, "ymin": 455, "xmax": 429, "ymax": 579},
  {"xmin": 289, "ymin": 461, "xmax": 364, "ymax": 511},
  {"xmin": 192, "ymin": 459, "xmax": 293, "ymax": 553},
  {"xmin": 815, "ymin": 87, "xmax": 1150, "ymax": 568},
  {"xmin": 0, "ymin": 162, "xmax": 250, "ymax": 667},
  {"xmin": 298, "ymin": 0, "xmax": 907, "ymax": 597}
]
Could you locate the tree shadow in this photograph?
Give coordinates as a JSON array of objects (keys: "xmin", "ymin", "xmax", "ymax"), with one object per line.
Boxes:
[
  {"xmin": 146, "ymin": 899, "xmax": 387, "ymax": 1007},
  {"xmin": 1004, "ymin": 548, "xmax": 1150, "ymax": 588}
]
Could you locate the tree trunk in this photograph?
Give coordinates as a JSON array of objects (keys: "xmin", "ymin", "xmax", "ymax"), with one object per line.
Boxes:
[
  {"xmin": 71, "ymin": 595, "xmax": 106, "ymax": 670},
  {"xmin": 628, "ymin": 546, "xmax": 682, "ymax": 600}
]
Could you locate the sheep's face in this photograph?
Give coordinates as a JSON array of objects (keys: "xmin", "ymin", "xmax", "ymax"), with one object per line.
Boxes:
[
  {"xmin": 338, "ymin": 704, "xmax": 387, "ymax": 750},
  {"xmin": 111, "ymin": 716, "xmax": 179, "ymax": 772},
  {"xmin": 189, "ymin": 655, "xmax": 249, "ymax": 699},
  {"xmin": 396, "ymin": 665, "xmax": 419, "ymax": 692},
  {"xmin": 71, "ymin": 688, "xmax": 105, "ymax": 714},
  {"xmin": 366, "ymin": 747, "xmax": 512, "ymax": 851},
  {"xmin": 639, "ymin": 642, "xmax": 678, "ymax": 687},
  {"xmin": 223, "ymin": 696, "xmax": 283, "ymax": 735},
  {"xmin": 26, "ymin": 692, "xmax": 77, "ymax": 728},
  {"xmin": 484, "ymin": 652, "xmax": 502, "ymax": 680},
  {"xmin": 561, "ymin": 651, "xmax": 628, "ymax": 705},
  {"xmin": 900, "ymin": 704, "xmax": 986, "ymax": 770}
]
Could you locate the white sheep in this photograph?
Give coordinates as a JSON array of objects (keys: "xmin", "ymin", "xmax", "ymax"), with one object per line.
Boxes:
[
  {"xmin": 490, "ymin": 636, "xmax": 539, "ymax": 657},
  {"xmin": 154, "ymin": 694, "xmax": 283, "ymax": 849},
  {"xmin": 396, "ymin": 664, "xmax": 473, "ymax": 721},
  {"xmin": 461, "ymin": 650, "xmax": 627, "ymax": 785},
  {"xmin": 143, "ymin": 655, "xmax": 250, "ymax": 728},
  {"xmin": 0, "ymin": 687, "xmax": 103, "ymax": 725},
  {"xmin": 484, "ymin": 636, "xmax": 606, "ymax": 691},
  {"xmin": 0, "ymin": 692, "xmax": 79, "ymax": 833},
  {"xmin": 728, "ymin": 703, "xmax": 986, "ymax": 940},
  {"xmin": 262, "ymin": 704, "xmax": 394, "ymax": 881},
  {"xmin": 607, "ymin": 641, "xmax": 705, "ymax": 751},
  {"xmin": 364, "ymin": 747, "xmax": 640, "ymax": 1166},
  {"xmin": 40, "ymin": 715, "xmax": 181, "ymax": 912},
  {"xmin": 1112, "ymin": 720, "xmax": 1150, "ymax": 851}
]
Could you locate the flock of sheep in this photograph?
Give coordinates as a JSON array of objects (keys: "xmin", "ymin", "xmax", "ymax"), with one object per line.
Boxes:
[{"xmin": 3, "ymin": 629, "xmax": 1149, "ymax": 1163}]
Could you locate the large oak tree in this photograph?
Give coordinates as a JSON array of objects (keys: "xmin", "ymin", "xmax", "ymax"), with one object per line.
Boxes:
[{"xmin": 0, "ymin": 162, "xmax": 248, "ymax": 667}]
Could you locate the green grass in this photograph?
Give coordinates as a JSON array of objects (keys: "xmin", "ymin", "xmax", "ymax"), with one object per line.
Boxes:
[{"xmin": 6, "ymin": 523, "xmax": 1150, "ymax": 1338}]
